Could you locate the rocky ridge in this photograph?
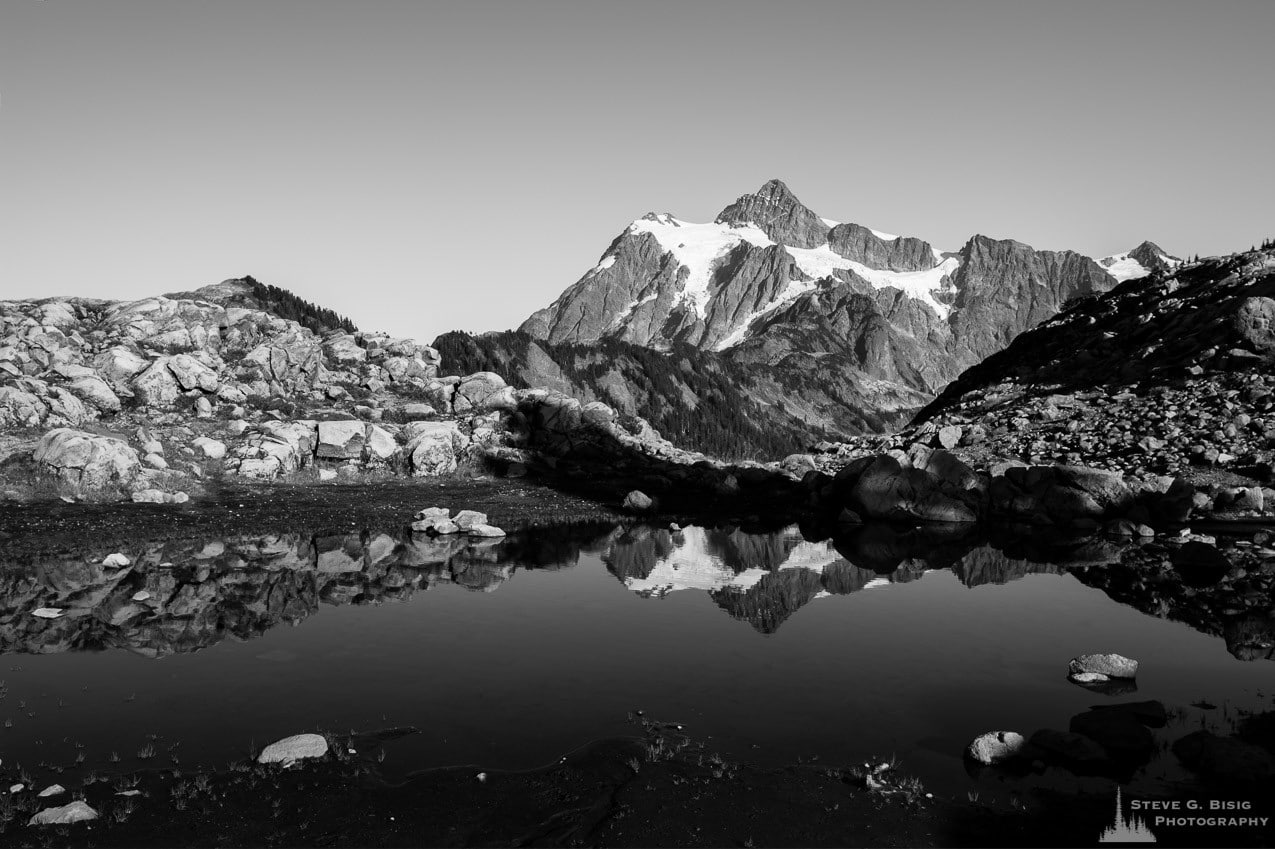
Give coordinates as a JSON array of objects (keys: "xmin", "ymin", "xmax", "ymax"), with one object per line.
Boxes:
[
  {"xmin": 796, "ymin": 246, "xmax": 1275, "ymax": 525},
  {"xmin": 0, "ymin": 283, "xmax": 799, "ymax": 504}
]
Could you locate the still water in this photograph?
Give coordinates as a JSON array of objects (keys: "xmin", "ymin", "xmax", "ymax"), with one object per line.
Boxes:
[{"xmin": 0, "ymin": 522, "xmax": 1269, "ymax": 797}]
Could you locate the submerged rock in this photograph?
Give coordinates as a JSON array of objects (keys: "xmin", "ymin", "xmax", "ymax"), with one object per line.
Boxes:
[{"xmin": 1173, "ymin": 730, "xmax": 1275, "ymax": 782}]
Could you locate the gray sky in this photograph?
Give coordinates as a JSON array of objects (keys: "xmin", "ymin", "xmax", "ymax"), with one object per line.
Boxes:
[{"xmin": 2, "ymin": 0, "xmax": 1272, "ymax": 343}]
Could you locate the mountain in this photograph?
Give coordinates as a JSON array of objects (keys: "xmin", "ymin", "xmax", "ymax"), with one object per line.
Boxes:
[
  {"xmin": 431, "ymin": 330, "xmax": 913, "ymax": 458},
  {"xmin": 506, "ymin": 179, "xmax": 1177, "ymax": 451},
  {"xmin": 908, "ymin": 245, "xmax": 1275, "ymax": 481}
]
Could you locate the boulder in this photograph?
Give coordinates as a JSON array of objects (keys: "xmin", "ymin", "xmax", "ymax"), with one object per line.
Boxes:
[
  {"xmin": 965, "ymin": 731, "xmax": 1025, "ymax": 765},
  {"xmin": 1068, "ymin": 653, "xmax": 1138, "ymax": 679},
  {"xmin": 316, "ymin": 420, "xmax": 365, "ymax": 460},
  {"xmin": 1028, "ymin": 729, "xmax": 1111, "ymax": 768},
  {"xmin": 1173, "ymin": 731, "xmax": 1275, "ymax": 782},
  {"xmin": 257, "ymin": 733, "xmax": 329, "ymax": 767},
  {"xmin": 193, "ymin": 436, "xmax": 227, "ymax": 460},
  {"xmin": 405, "ymin": 421, "xmax": 468, "ymax": 476},
  {"xmin": 468, "ymin": 523, "xmax": 507, "ymax": 538},
  {"xmin": 1069, "ymin": 709, "xmax": 1155, "ymax": 758},
  {"xmin": 34, "ymin": 428, "xmax": 141, "ymax": 492},
  {"xmin": 363, "ymin": 425, "xmax": 398, "ymax": 464},
  {"xmin": 936, "ymin": 425, "xmax": 963, "ymax": 450},
  {"xmin": 453, "ymin": 510, "xmax": 488, "ymax": 531},
  {"xmin": 624, "ymin": 490, "xmax": 656, "ymax": 512},
  {"xmin": 453, "ymin": 372, "xmax": 515, "ymax": 414},
  {"xmin": 131, "ymin": 359, "xmax": 182, "ymax": 406},
  {"xmin": 67, "ymin": 375, "xmax": 121, "ymax": 413},
  {"xmin": 1171, "ymin": 541, "xmax": 1231, "ymax": 586}
]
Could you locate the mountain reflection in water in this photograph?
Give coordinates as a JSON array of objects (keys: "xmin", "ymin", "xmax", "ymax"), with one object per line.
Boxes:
[{"xmin": 1, "ymin": 520, "xmax": 1270, "ymax": 660}]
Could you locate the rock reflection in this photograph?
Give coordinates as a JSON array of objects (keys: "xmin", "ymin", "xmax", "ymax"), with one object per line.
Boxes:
[
  {"xmin": 1, "ymin": 520, "xmax": 1272, "ymax": 659},
  {"xmin": 0, "ymin": 525, "xmax": 614, "ymax": 658}
]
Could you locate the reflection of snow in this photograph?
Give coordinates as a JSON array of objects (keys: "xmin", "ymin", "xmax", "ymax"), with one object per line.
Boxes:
[{"xmin": 622, "ymin": 527, "xmax": 840, "ymax": 598}]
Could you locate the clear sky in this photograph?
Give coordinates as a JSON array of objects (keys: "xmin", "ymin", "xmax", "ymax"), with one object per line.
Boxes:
[{"xmin": 2, "ymin": 0, "xmax": 1272, "ymax": 343}]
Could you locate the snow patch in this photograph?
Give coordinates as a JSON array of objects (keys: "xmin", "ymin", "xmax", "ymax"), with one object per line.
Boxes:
[
  {"xmin": 622, "ymin": 527, "xmax": 842, "ymax": 598},
  {"xmin": 1098, "ymin": 253, "xmax": 1150, "ymax": 282},
  {"xmin": 820, "ymin": 218, "xmax": 840, "ymax": 227},
  {"xmin": 869, "ymin": 228, "xmax": 899, "ymax": 241},
  {"xmin": 714, "ymin": 278, "xmax": 819, "ymax": 351},
  {"xmin": 628, "ymin": 215, "xmax": 773, "ymax": 318},
  {"xmin": 590, "ymin": 254, "xmax": 617, "ymax": 274},
  {"xmin": 783, "ymin": 245, "xmax": 960, "ymax": 321}
]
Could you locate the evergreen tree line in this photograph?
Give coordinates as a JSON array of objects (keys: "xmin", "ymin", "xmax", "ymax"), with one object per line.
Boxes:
[
  {"xmin": 432, "ymin": 330, "xmax": 828, "ymax": 459},
  {"xmin": 239, "ymin": 276, "xmax": 359, "ymax": 335}
]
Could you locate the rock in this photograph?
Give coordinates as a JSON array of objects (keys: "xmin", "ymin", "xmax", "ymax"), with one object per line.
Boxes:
[
  {"xmin": 67, "ymin": 375, "xmax": 121, "ymax": 413},
  {"xmin": 132, "ymin": 590, "xmax": 151, "ymax": 602},
  {"xmin": 102, "ymin": 552, "xmax": 130, "ymax": 567},
  {"xmin": 1086, "ymin": 700, "xmax": 1167, "ymax": 728},
  {"xmin": 1171, "ymin": 541, "xmax": 1231, "ymax": 586},
  {"xmin": 1172, "ymin": 730, "xmax": 1275, "ymax": 782},
  {"xmin": 413, "ymin": 518, "xmax": 460, "ymax": 534},
  {"xmin": 28, "ymin": 800, "xmax": 98, "ymax": 826},
  {"xmin": 405, "ymin": 421, "xmax": 468, "ymax": 476},
  {"xmin": 398, "ymin": 402, "xmax": 435, "ymax": 421},
  {"xmin": 193, "ymin": 436, "xmax": 227, "ymax": 460},
  {"xmin": 316, "ymin": 420, "xmax": 366, "ymax": 460},
  {"xmin": 131, "ymin": 488, "xmax": 167, "ymax": 503},
  {"xmin": 34, "ymin": 428, "xmax": 141, "ymax": 493},
  {"xmin": 363, "ymin": 425, "xmax": 398, "ymax": 464},
  {"xmin": 624, "ymin": 490, "xmax": 656, "ymax": 512},
  {"xmin": 965, "ymin": 731, "xmax": 1025, "ymax": 765},
  {"xmin": 452, "ymin": 510, "xmax": 488, "ymax": 531},
  {"xmin": 144, "ymin": 452, "xmax": 168, "ymax": 469},
  {"xmin": 37, "ymin": 784, "xmax": 65, "ymax": 798},
  {"xmin": 32, "ymin": 608, "xmax": 63, "ymax": 619},
  {"xmin": 1028, "ymin": 729, "xmax": 1111, "ymax": 767},
  {"xmin": 414, "ymin": 506, "xmax": 451, "ymax": 520},
  {"xmin": 936, "ymin": 425, "xmax": 963, "ymax": 450},
  {"xmin": 454, "ymin": 372, "xmax": 514, "ymax": 414},
  {"xmin": 468, "ymin": 523, "xmax": 507, "ymax": 537},
  {"xmin": 257, "ymin": 733, "xmax": 329, "ymax": 766},
  {"xmin": 318, "ymin": 468, "xmax": 337, "ymax": 481},
  {"xmin": 1068, "ymin": 653, "xmax": 1138, "ymax": 679},
  {"xmin": 1069, "ymin": 709, "xmax": 1155, "ymax": 758}
]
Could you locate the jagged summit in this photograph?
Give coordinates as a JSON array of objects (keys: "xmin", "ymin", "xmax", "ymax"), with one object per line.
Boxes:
[{"xmin": 715, "ymin": 178, "xmax": 830, "ymax": 249}]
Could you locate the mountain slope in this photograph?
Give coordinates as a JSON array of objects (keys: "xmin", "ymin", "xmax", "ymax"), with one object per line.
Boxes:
[
  {"xmin": 508, "ymin": 179, "xmax": 1176, "ymax": 450},
  {"xmin": 910, "ymin": 245, "xmax": 1275, "ymax": 478}
]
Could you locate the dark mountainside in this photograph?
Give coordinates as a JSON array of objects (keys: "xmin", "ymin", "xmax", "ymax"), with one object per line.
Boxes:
[
  {"xmin": 431, "ymin": 330, "xmax": 863, "ymax": 459},
  {"xmin": 486, "ymin": 180, "xmax": 1171, "ymax": 454},
  {"xmin": 167, "ymin": 275, "xmax": 359, "ymax": 336}
]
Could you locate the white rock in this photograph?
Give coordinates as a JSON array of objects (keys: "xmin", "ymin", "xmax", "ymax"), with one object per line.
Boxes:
[
  {"xmin": 257, "ymin": 732, "xmax": 329, "ymax": 766},
  {"xmin": 144, "ymin": 452, "xmax": 169, "ymax": 469},
  {"xmin": 468, "ymin": 523, "xmax": 507, "ymax": 538},
  {"xmin": 452, "ymin": 510, "xmax": 488, "ymax": 531},
  {"xmin": 102, "ymin": 552, "xmax": 131, "ymax": 567},
  {"xmin": 9, "ymin": 784, "xmax": 23, "ymax": 793},
  {"xmin": 414, "ymin": 506, "xmax": 450, "ymax": 520},
  {"xmin": 132, "ymin": 591, "xmax": 151, "ymax": 602},
  {"xmin": 318, "ymin": 468, "xmax": 337, "ymax": 481},
  {"xmin": 193, "ymin": 436, "xmax": 227, "ymax": 460},
  {"xmin": 37, "ymin": 784, "xmax": 65, "ymax": 798},
  {"xmin": 32, "ymin": 608, "xmax": 63, "ymax": 619},
  {"xmin": 966, "ymin": 731, "xmax": 1025, "ymax": 765},
  {"xmin": 28, "ymin": 800, "xmax": 98, "ymax": 826}
]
